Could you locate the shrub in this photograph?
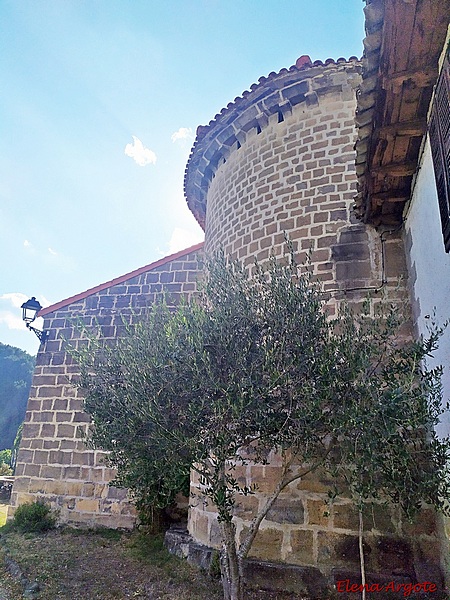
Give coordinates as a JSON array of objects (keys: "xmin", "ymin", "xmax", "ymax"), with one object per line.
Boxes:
[
  {"xmin": 13, "ymin": 501, "xmax": 57, "ymax": 533},
  {"xmin": 0, "ymin": 462, "xmax": 12, "ymax": 476}
]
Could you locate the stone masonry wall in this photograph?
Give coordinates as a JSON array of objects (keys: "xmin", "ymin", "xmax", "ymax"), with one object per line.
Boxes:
[
  {"xmin": 10, "ymin": 246, "xmax": 203, "ymax": 528},
  {"xmin": 202, "ymin": 65, "xmax": 406, "ymax": 308},
  {"xmin": 184, "ymin": 61, "xmax": 439, "ymax": 584},
  {"xmin": 189, "ymin": 457, "xmax": 441, "ymax": 583}
]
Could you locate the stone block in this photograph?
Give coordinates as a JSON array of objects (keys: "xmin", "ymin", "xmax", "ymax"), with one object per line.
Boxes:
[
  {"xmin": 106, "ymin": 486, "xmax": 128, "ymax": 501},
  {"xmin": 402, "ymin": 508, "xmax": 437, "ymax": 536},
  {"xmin": 65, "ymin": 482, "xmax": 83, "ymax": 496},
  {"xmin": 69, "ymin": 399, "xmax": 84, "ymax": 411},
  {"xmin": 44, "ymin": 480, "xmax": 68, "ymax": 495},
  {"xmin": 40, "ymin": 424, "xmax": 56, "ymax": 437},
  {"xmin": 331, "ymin": 242, "xmax": 370, "ymax": 261},
  {"xmin": 71, "ymin": 451, "xmax": 94, "ymax": 466},
  {"xmin": 22, "ymin": 423, "xmax": 41, "ymax": 438},
  {"xmin": 333, "ymin": 503, "xmax": 359, "ymax": 531},
  {"xmin": 40, "ymin": 465, "xmax": 63, "ymax": 479},
  {"xmin": 57, "ymin": 424, "xmax": 75, "ymax": 438},
  {"xmin": 12, "ymin": 477, "xmax": 31, "ymax": 492},
  {"xmin": 250, "ymin": 465, "xmax": 283, "ymax": 493},
  {"xmin": 55, "ymin": 411, "xmax": 70, "ymax": 422},
  {"xmin": 338, "ymin": 226, "xmax": 368, "ymax": 244},
  {"xmin": 76, "ymin": 498, "xmax": 99, "ymax": 513},
  {"xmin": 245, "ymin": 560, "xmax": 329, "ymax": 599},
  {"xmin": 89, "ymin": 468, "xmax": 106, "ymax": 483},
  {"xmin": 32, "ymin": 410, "xmax": 54, "ymax": 422},
  {"xmin": 296, "ymin": 470, "xmax": 336, "ymax": 494},
  {"xmin": 336, "ymin": 260, "xmax": 372, "ymax": 282},
  {"xmin": 37, "ymin": 386, "xmax": 61, "ymax": 398},
  {"xmin": 33, "ymin": 450, "xmax": 49, "ymax": 465},
  {"xmin": 317, "ymin": 532, "xmax": 367, "ymax": 567},
  {"xmin": 245, "ymin": 527, "xmax": 283, "ymax": 562},
  {"xmin": 52, "ymin": 399, "xmax": 69, "ymax": 412},
  {"xmin": 266, "ymin": 497, "xmax": 304, "ymax": 524},
  {"xmin": 209, "ymin": 517, "xmax": 222, "ymax": 547},
  {"xmin": 103, "ymin": 468, "xmax": 117, "ymax": 482},
  {"xmin": 368, "ymin": 503, "xmax": 396, "ymax": 534},
  {"xmin": 24, "ymin": 464, "xmax": 41, "ymax": 477},
  {"xmin": 60, "ymin": 440, "xmax": 77, "ymax": 450},
  {"xmin": 233, "ymin": 494, "xmax": 259, "ymax": 520},
  {"xmin": 375, "ymin": 537, "xmax": 414, "ymax": 573},
  {"xmin": 49, "ymin": 450, "xmax": 70, "ymax": 465},
  {"xmin": 307, "ymin": 499, "xmax": 330, "ymax": 527},
  {"xmin": 28, "ymin": 480, "xmax": 46, "ymax": 494},
  {"xmin": 63, "ymin": 466, "xmax": 81, "ymax": 479},
  {"xmin": 43, "ymin": 440, "xmax": 59, "ymax": 449},
  {"xmin": 189, "ymin": 511, "xmax": 210, "ymax": 547},
  {"xmin": 289, "ymin": 529, "xmax": 315, "ymax": 565},
  {"xmin": 11, "ymin": 492, "xmax": 35, "ymax": 507},
  {"xmin": 82, "ymin": 483, "xmax": 95, "ymax": 497}
]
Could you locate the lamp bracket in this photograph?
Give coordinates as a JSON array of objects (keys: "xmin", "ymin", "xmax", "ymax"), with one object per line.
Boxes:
[{"xmin": 27, "ymin": 324, "xmax": 49, "ymax": 343}]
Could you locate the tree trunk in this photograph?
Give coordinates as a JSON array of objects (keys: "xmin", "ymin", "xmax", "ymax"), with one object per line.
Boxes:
[
  {"xmin": 220, "ymin": 520, "xmax": 244, "ymax": 600},
  {"xmin": 358, "ymin": 508, "xmax": 366, "ymax": 600}
]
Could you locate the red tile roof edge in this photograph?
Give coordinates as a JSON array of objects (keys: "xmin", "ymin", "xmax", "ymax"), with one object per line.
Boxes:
[{"xmin": 39, "ymin": 242, "xmax": 205, "ymax": 317}]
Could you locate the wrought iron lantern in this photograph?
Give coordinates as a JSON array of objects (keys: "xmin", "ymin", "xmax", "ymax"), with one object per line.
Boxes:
[{"xmin": 21, "ymin": 297, "xmax": 49, "ymax": 342}]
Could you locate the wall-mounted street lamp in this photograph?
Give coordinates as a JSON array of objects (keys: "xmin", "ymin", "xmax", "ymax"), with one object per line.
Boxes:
[{"xmin": 21, "ymin": 297, "xmax": 49, "ymax": 343}]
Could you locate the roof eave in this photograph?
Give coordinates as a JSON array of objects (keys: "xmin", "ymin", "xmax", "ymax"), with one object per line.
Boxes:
[{"xmin": 354, "ymin": 0, "xmax": 449, "ymax": 226}]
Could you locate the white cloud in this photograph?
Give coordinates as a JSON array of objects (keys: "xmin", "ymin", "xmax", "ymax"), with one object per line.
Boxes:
[
  {"xmin": 0, "ymin": 294, "xmax": 49, "ymax": 331},
  {"xmin": 48, "ymin": 247, "xmax": 58, "ymax": 256},
  {"xmin": 168, "ymin": 227, "xmax": 204, "ymax": 255},
  {"xmin": 0, "ymin": 292, "xmax": 29, "ymax": 309},
  {"xmin": 124, "ymin": 136, "xmax": 157, "ymax": 166},
  {"xmin": 171, "ymin": 127, "xmax": 193, "ymax": 143},
  {"xmin": 23, "ymin": 239, "xmax": 36, "ymax": 254},
  {"xmin": 0, "ymin": 293, "xmax": 29, "ymax": 331},
  {"xmin": 0, "ymin": 310, "xmax": 25, "ymax": 331}
]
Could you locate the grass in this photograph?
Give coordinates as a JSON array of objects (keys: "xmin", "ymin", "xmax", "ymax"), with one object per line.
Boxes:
[
  {"xmin": 0, "ymin": 525, "xmax": 223, "ymax": 600},
  {"xmin": 0, "ymin": 524, "xmax": 313, "ymax": 599},
  {"xmin": 0, "ymin": 503, "xmax": 8, "ymax": 527}
]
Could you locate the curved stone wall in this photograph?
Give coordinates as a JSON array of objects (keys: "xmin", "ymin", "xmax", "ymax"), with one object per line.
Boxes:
[
  {"xmin": 205, "ymin": 89, "xmax": 363, "ymax": 275},
  {"xmin": 185, "ymin": 59, "xmax": 387, "ymax": 294},
  {"xmin": 183, "ymin": 59, "xmax": 434, "ymax": 585}
]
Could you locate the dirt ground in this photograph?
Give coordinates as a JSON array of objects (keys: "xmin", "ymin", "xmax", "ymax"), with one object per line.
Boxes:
[{"xmin": 0, "ymin": 526, "xmax": 310, "ymax": 600}]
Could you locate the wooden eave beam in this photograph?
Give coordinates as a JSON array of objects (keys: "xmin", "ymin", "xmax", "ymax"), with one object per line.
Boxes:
[
  {"xmin": 370, "ymin": 162, "xmax": 417, "ymax": 177},
  {"xmin": 371, "ymin": 191, "xmax": 410, "ymax": 206},
  {"xmin": 376, "ymin": 119, "xmax": 427, "ymax": 138},
  {"xmin": 382, "ymin": 66, "xmax": 438, "ymax": 92}
]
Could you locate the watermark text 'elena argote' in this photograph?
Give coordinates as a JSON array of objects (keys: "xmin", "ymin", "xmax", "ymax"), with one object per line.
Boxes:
[{"xmin": 336, "ymin": 579, "xmax": 439, "ymax": 597}]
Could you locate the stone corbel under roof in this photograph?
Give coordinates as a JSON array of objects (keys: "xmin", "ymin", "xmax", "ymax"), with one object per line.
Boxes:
[{"xmin": 354, "ymin": 0, "xmax": 450, "ymax": 226}]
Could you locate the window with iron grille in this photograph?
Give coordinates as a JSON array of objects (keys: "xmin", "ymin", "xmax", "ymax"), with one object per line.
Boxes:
[{"xmin": 429, "ymin": 48, "xmax": 450, "ymax": 252}]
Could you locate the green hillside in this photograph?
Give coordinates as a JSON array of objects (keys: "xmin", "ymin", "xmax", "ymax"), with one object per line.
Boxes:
[{"xmin": 0, "ymin": 342, "xmax": 35, "ymax": 450}]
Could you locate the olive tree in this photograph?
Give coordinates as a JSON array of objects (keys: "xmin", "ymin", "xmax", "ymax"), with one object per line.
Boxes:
[
  {"xmin": 326, "ymin": 304, "xmax": 450, "ymax": 598},
  {"xmin": 72, "ymin": 250, "xmax": 450, "ymax": 600}
]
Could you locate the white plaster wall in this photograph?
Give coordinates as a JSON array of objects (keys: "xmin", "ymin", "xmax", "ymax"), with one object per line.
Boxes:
[{"xmin": 405, "ymin": 141, "xmax": 450, "ymax": 437}]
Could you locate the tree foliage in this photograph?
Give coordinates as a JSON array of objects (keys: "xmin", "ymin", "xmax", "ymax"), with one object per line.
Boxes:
[
  {"xmin": 0, "ymin": 343, "xmax": 34, "ymax": 451},
  {"xmin": 329, "ymin": 303, "xmax": 450, "ymax": 518},
  {"xmin": 72, "ymin": 250, "xmax": 450, "ymax": 600}
]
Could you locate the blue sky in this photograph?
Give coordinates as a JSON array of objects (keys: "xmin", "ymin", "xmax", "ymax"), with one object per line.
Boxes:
[{"xmin": 0, "ymin": 0, "xmax": 365, "ymax": 355}]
